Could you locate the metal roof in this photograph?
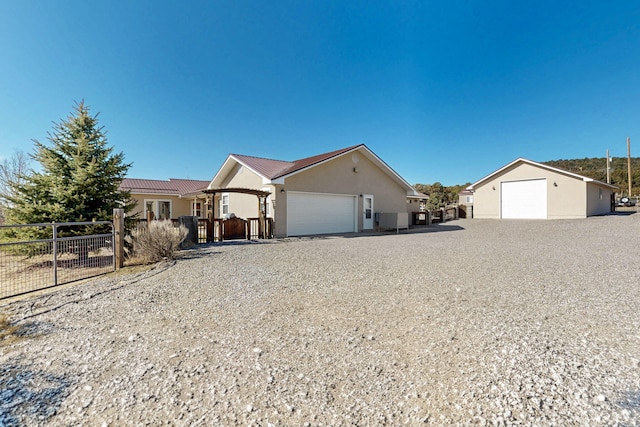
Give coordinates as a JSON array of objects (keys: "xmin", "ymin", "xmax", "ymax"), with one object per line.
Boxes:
[{"xmin": 119, "ymin": 178, "xmax": 210, "ymax": 196}]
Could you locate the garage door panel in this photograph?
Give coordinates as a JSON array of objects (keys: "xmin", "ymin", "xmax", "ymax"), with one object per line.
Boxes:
[
  {"xmin": 287, "ymin": 192, "xmax": 356, "ymax": 236},
  {"xmin": 501, "ymin": 179, "xmax": 547, "ymax": 219}
]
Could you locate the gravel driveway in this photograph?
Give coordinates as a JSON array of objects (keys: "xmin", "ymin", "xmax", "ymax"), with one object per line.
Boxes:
[{"xmin": 1, "ymin": 215, "xmax": 640, "ymax": 426}]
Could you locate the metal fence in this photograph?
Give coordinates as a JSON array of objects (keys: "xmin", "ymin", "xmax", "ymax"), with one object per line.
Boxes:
[
  {"xmin": 0, "ymin": 221, "xmax": 114, "ymax": 300},
  {"xmin": 137, "ymin": 218, "xmax": 211, "ymax": 243}
]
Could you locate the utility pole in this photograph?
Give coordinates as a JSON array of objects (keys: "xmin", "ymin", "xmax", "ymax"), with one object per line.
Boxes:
[
  {"xmin": 627, "ymin": 137, "xmax": 632, "ymax": 196},
  {"xmin": 606, "ymin": 149, "xmax": 611, "ymax": 184}
]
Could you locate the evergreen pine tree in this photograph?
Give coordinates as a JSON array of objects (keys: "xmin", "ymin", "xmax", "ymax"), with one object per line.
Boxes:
[{"xmin": 5, "ymin": 101, "xmax": 135, "ymax": 236}]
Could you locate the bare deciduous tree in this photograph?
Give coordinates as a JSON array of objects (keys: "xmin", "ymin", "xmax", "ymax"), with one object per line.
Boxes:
[{"xmin": 0, "ymin": 150, "xmax": 31, "ymax": 223}]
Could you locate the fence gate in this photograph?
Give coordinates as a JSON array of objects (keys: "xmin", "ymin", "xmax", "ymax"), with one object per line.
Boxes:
[{"xmin": 0, "ymin": 221, "xmax": 115, "ymax": 299}]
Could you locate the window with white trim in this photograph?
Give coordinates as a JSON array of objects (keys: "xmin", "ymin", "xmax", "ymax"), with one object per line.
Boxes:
[
  {"xmin": 221, "ymin": 193, "xmax": 229, "ymax": 218},
  {"xmin": 192, "ymin": 201, "xmax": 202, "ymax": 218},
  {"xmin": 144, "ymin": 199, "xmax": 172, "ymax": 220}
]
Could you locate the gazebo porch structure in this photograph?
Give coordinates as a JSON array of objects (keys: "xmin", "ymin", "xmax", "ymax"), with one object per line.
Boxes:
[{"xmin": 203, "ymin": 188, "xmax": 273, "ymax": 241}]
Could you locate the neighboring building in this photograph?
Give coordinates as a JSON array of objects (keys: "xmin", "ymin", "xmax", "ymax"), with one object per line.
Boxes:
[
  {"xmin": 458, "ymin": 189, "xmax": 474, "ymax": 218},
  {"xmin": 119, "ymin": 178, "xmax": 210, "ymax": 220},
  {"xmin": 207, "ymin": 144, "xmax": 421, "ymax": 237},
  {"xmin": 468, "ymin": 158, "xmax": 617, "ymax": 219}
]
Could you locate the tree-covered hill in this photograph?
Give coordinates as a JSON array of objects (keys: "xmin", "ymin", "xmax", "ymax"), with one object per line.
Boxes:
[
  {"xmin": 415, "ymin": 156, "xmax": 639, "ymax": 209},
  {"xmin": 543, "ymin": 157, "xmax": 640, "ymax": 196}
]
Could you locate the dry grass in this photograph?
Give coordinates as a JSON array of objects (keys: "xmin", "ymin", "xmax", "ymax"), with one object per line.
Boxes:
[{"xmin": 0, "ymin": 312, "xmax": 22, "ymax": 347}]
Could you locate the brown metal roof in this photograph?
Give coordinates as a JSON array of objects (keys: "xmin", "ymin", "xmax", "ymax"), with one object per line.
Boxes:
[
  {"xmin": 120, "ymin": 178, "xmax": 209, "ymax": 196},
  {"xmin": 230, "ymin": 155, "xmax": 294, "ymax": 179},
  {"xmin": 230, "ymin": 145, "xmax": 362, "ymax": 179},
  {"xmin": 273, "ymin": 145, "xmax": 362, "ymax": 178}
]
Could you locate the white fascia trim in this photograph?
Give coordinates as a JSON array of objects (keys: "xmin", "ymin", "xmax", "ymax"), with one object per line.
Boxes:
[
  {"xmin": 208, "ymin": 156, "xmax": 235, "ymax": 189},
  {"xmin": 269, "ymin": 177, "xmax": 284, "ymax": 185},
  {"xmin": 210, "ymin": 155, "xmax": 271, "ymax": 189},
  {"xmin": 232, "ymin": 155, "xmax": 270, "ymax": 181}
]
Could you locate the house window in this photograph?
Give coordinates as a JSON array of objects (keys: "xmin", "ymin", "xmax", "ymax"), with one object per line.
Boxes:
[
  {"xmin": 221, "ymin": 193, "xmax": 229, "ymax": 217},
  {"xmin": 192, "ymin": 201, "xmax": 202, "ymax": 217},
  {"xmin": 144, "ymin": 200, "xmax": 172, "ymax": 220},
  {"xmin": 466, "ymin": 196, "xmax": 473, "ymax": 203},
  {"xmin": 145, "ymin": 201, "xmax": 154, "ymax": 218},
  {"xmin": 599, "ymin": 188, "xmax": 603, "ymax": 200},
  {"xmin": 158, "ymin": 201, "xmax": 171, "ymax": 220}
]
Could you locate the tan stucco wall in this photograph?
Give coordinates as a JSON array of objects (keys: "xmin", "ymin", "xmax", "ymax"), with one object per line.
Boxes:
[
  {"xmin": 129, "ymin": 194, "xmax": 196, "ymax": 219},
  {"xmin": 586, "ymin": 183, "xmax": 614, "ymax": 216},
  {"xmin": 276, "ymin": 152, "xmax": 407, "ymax": 236},
  {"xmin": 473, "ymin": 163, "xmax": 590, "ymax": 219}
]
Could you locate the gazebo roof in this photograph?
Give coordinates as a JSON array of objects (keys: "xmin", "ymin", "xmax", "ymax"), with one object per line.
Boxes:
[{"xmin": 203, "ymin": 187, "xmax": 271, "ymax": 197}]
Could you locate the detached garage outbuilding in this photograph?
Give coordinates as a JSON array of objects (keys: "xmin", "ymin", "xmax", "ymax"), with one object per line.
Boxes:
[{"xmin": 467, "ymin": 158, "xmax": 617, "ymax": 219}]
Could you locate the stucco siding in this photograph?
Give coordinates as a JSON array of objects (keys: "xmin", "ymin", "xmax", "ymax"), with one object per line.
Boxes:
[
  {"xmin": 546, "ymin": 174, "xmax": 586, "ymax": 219},
  {"xmin": 473, "ymin": 162, "xmax": 589, "ymax": 219},
  {"xmin": 129, "ymin": 194, "xmax": 194, "ymax": 219},
  {"xmin": 278, "ymin": 153, "xmax": 407, "ymax": 234},
  {"xmin": 586, "ymin": 183, "xmax": 614, "ymax": 216}
]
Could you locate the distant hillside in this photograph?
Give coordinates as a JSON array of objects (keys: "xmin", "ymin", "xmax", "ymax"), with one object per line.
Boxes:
[{"xmin": 543, "ymin": 157, "xmax": 640, "ymax": 196}]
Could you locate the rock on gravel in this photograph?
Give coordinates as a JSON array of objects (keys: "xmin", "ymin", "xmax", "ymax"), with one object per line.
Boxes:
[{"xmin": 1, "ymin": 214, "xmax": 640, "ymax": 426}]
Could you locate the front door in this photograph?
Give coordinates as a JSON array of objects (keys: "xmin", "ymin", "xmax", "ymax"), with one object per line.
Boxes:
[{"xmin": 363, "ymin": 194, "xmax": 374, "ymax": 230}]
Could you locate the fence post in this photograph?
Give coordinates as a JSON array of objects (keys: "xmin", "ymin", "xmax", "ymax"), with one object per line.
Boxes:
[
  {"xmin": 113, "ymin": 208, "xmax": 125, "ymax": 270},
  {"xmin": 52, "ymin": 223, "xmax": 58, "ymax": 286}
]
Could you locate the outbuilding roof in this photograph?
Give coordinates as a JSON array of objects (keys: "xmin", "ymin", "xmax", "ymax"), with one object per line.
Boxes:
[{"xmin": 467, "ymin": 158, "xmax": 618, "ymax": 190}]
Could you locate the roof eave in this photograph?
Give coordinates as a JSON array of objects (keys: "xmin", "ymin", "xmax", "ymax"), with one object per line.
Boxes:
[{"xmin": 209, "ymin": 154, "xmax": 272, "ymax": 189}]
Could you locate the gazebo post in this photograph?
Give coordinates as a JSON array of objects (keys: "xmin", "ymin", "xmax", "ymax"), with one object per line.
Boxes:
[
  {"xmin": 203, "ymin": 188, "xmax": 271, "ymax": 241},
  {"xmin": 257, "ymin": 195, "xmax": 265, "ymax": 239}
]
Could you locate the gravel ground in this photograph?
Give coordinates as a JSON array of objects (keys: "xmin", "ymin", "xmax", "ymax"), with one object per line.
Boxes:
[{"xmin": 1, "ymin": 214, "xmax": 640, "ymax": 426}]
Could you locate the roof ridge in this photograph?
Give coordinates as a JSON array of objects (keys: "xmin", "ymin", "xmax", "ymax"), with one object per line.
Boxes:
[
  {"xmin": 231, "ymin": 153, "xmax": 294, "ymax": 164},
  {"xmin": 168, "ymin": 178, "xmax": 210, "ymax": 182},
  {"xmin": 291, "ymin": 144, "xmax": 362, "ymax": 163}
]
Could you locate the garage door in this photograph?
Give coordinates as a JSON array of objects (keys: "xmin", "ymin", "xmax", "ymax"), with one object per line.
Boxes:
[
  {"xmin": 501, "ymin": 179, "xmax": 547, "ymax": 219},
  {"xmin": 287, "ymin": 192, "xmax": 357, "ymax": 236}
]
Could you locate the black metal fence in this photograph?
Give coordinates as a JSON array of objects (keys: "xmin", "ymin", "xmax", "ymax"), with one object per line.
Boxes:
[{"xmin": 0, "ymin": 221, "xmax": 114, "ymax": 299}]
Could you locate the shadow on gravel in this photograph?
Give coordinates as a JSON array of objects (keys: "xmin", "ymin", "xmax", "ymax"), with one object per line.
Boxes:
[
  {"xmin": 608, "ymin": 210, "xmax": 637, "ymax": 216},
  {"xmin": 342, "ymin": 223, "xmax": 466, "ymax": 237},
  {"xmin": 13, "ymin": 320, "xmax": 56, "ymax": 340},
  {"xmin": 0, "ymin": 359, "xmax": 73, "ymax": 425},
  {"xmin": 189, "ymin": 223, "xmax": 466, "ymax": 247},
  {"xmin": 177, "ymin": 247, "xmax": 223, "ymax": 258},
  {"xmin": 618, "ymin": 390, "xmax": 640, "ymax": 411}
]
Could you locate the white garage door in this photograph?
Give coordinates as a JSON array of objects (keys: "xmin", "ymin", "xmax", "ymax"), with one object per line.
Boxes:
[
  {"xmin": 501, "ymin": 179, "xmax": 547, "ymax": 219},
  {"xmin": 287, "ymin": 192, "xmax": 357, "ymax": 236}
]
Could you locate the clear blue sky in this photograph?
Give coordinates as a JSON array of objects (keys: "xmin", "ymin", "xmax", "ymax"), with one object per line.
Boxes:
[{"xmin": 1, "ymin": 1, "xmax": 639, "ymax": 186}]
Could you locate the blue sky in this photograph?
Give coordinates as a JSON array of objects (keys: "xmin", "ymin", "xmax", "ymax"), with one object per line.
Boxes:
[{"xmin": 1, "ymin": 1, "xmax": 639, "ymax": 186}]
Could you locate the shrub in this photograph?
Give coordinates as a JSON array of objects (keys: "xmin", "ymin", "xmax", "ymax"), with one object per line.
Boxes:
[{"xmin": 129, "ymin": 220, "xmax": 188, "ymax": 263}]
